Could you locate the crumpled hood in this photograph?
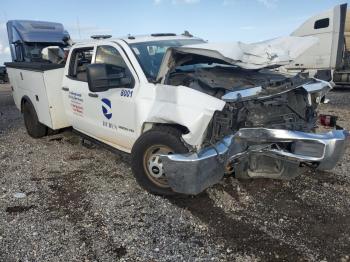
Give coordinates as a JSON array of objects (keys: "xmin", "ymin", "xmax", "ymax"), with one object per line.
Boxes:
[{"xmin": 157, "ymin": 36, "xmax": 318, "ymax": 82}]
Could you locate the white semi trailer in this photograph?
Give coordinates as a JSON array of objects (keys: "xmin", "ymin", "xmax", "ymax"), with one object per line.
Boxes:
[{"xmin": 286, "ymin": 3, "xmax": 350, "ymax": 86}]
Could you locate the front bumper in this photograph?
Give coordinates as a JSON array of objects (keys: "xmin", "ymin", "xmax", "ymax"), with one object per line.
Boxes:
[{"xmin": 160, "ymin": 128, "xmax": 349, "ymax": 195}]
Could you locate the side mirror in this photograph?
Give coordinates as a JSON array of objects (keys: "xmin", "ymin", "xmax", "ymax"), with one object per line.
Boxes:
[
  {"xmin": 62, "ymin": 35, "xmax": 70, "ymax": 42},
  {"xmin": 87, "ymin": 63, "xmax": 133, "ymax": 92},
  {"xmin": 10, "ymin": 44, "xmax": 17, "ymax": 61},
  {"xmin": 12, "ymin": 43, "xmax": 24, "ymax": 62}
]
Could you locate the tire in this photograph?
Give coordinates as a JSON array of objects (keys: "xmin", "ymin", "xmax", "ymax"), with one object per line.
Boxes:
[
  {"xmin": 22, "ymin": 100, "xmax": 47, "ymax": 138},
  {"xmin": 131, "ymin": 126, "xmax": 188, "ymax": 195}
]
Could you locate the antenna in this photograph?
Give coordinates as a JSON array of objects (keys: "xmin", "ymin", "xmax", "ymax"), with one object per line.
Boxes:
[{"xmin": 76, "ymin": 17, "xmax": 81, "ymax": 39}]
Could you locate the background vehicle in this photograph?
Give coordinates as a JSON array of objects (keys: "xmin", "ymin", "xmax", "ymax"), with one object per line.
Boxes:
[
  {"xmin": 0, "ymin": 66, "xmax": 8, "ymax": 83},
  {"xmin": 285, "ymin": 3, "xmax": 350, "ymax": 86},
  {"xmin": 6, "ymin": 20, "xmax": 70, "ymax": 63}
]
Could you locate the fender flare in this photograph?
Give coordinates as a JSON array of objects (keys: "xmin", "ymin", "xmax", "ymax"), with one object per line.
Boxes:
[
  {"xmin": 141, "ymin": 122, "xmax": 190, "ymax": 135},
  {"xmin": 20, "ymin": 95, "xmax": 34, "ymax": 113}
]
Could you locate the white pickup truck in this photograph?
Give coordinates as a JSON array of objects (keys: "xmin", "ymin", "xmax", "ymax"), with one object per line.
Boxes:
[{"xmin": 6, "ymin": 33, "xmax": 349, "ymax": 195}]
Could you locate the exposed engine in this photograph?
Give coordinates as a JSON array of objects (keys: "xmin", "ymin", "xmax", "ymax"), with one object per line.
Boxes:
[
  {"xmin": 166, "ymin": 66, "xmax": 319, "ymax": 146},
  {"xmin": 205, "ymin": 94, "xmax": 316, "ymax": 146},
  {"xmin": 159, "ymin": 41, "xmax": 348, "ymax": 194}
]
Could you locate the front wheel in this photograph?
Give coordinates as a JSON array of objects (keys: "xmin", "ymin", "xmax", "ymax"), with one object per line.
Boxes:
[{"xmin": 131, "ymin": 126, "xmax": 188, "ymax": 195}]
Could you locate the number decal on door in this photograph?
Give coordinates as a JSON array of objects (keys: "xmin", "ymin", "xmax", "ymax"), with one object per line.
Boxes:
[{"xmin": 120, "ymin": 89, "xmax": 133, "ymax": 98}]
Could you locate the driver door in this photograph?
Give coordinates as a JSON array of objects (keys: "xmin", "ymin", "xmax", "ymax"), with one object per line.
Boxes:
[{"xmin": 83, "ymin": 44, "xmax": 139, "ymax": 151}]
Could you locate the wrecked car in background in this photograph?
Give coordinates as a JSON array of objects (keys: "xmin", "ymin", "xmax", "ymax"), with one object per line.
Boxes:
[
  {"xmin": 0, "ymin": 66, "xmax": 8, "ymax": 83},
  {"xmin": 5, "ymin": 23, "xmax": 349, "ymax": 195}
]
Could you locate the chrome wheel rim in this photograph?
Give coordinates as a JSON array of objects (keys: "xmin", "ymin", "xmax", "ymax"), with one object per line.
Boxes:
[{"xmin": 143, "ymin": 145, "xmax": 173, "ymax": 188}]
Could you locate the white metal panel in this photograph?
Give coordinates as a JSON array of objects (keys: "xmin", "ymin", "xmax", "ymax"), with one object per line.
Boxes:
[
  {"xmin": 43, "ymin": 68, "xmax": 70, "ymax": 129},
  {"xmin": 6, "ymin": 67, "xmax": 69, "ymax": 130},
  {"xmin": 7, "ymin": 68, "xmax": 53, "ymax": 127},
  {"xmin": 136, "ymin": 83, "xmax": 225, "ymax": 148},
  {"xmin": 20, "ymin": 69, "xmax": 52, "ymax": 127},
  {"xmin": 157, "ymin": 37, "xmax": 317, "ymax": 81},
  {"xmin": 289, "ymin": 5, "xmax": 343, "ymax": 70},
  {"xmin": 6, "ymin": 68, "xmax": 21, "ymax": 110}
]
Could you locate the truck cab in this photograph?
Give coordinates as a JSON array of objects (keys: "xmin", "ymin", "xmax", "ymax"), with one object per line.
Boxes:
[{"xmin": 60, "ymin": 35, "xmax": 206, "ymax": 152}]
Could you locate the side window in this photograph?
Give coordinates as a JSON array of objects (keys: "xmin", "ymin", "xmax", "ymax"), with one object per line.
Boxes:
[
  {"xmin": 95, "ymin": 45, "xmax": 134, "ymax": 88},
  {"xmin": 68, "ymin": 47, "xmax": 94, "ymax": 82},
  {"xmin": 314, "ymin": 18, "xmax": 329, "ymax": 29}
]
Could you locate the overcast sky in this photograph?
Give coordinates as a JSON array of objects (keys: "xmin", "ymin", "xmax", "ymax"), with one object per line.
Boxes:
[{"xmin": 0, "ymin": 0, "xmax": 347, "ymax": 65}]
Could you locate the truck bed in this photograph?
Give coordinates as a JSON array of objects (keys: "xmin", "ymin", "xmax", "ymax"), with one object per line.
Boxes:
[
  {"xmin": 5, "ymin": 62, "xmax": 65, "ymax": 71},
  {"xmin": 5, "ymin": 62, "xmax": 70, "ymax": 130}
]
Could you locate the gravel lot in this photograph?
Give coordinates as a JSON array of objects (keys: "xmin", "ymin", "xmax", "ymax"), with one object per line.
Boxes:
[{"xmin": 0, "ymin": 83, "xmax": 349, "ymax": 261}]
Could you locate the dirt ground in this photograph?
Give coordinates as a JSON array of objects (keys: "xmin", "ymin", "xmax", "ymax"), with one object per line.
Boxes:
[{"xmin": 0, "ymin": 83, "xmax": 349, "ymax": 262}]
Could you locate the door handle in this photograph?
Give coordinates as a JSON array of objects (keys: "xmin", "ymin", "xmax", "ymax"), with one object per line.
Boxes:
[
  {"xmin": 62, "ymin": 87, "xmax": 69, "ymax": 91},
  {"xmin": 88, "ymin": 93, "xmax": 98, "ymax": 98}
]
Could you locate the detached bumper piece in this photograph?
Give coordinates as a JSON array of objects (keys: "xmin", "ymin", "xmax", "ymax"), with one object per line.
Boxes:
[{"xmin": 160, "ymin": 128, "xmax": 349, "ymax": 195}]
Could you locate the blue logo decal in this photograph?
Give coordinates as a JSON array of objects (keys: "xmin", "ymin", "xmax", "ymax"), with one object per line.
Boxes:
[{"xmin": 102, "ymin": 98, "xmax": 112, "ymax": 120}]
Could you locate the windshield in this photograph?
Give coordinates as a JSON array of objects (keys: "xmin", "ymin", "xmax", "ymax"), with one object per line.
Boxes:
[{"xmin": 130, "ymin": 39, "xmax": 205, "ymax": 81}]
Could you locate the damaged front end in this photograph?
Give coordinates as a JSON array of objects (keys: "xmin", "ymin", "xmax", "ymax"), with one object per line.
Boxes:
[
  {"xmin": 161, "ymin": 128, "xmax": 348, "ymax": 195},
  {"xmin": 160, "ymin": 81, "xmax": 349, "ymax": 195},
  {"xmin": 157, "ymin": 37, "xmax": 349, "ymax": 195}
]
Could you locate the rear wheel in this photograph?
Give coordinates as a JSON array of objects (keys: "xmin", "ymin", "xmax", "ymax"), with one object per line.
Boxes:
[
  {"xmin": 131, "ymin": 126, "xmax": 188, "ymax": 195},
  {"xmin": 22, "ymin": 100, "xmax": 47, "ymax": 138}
]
